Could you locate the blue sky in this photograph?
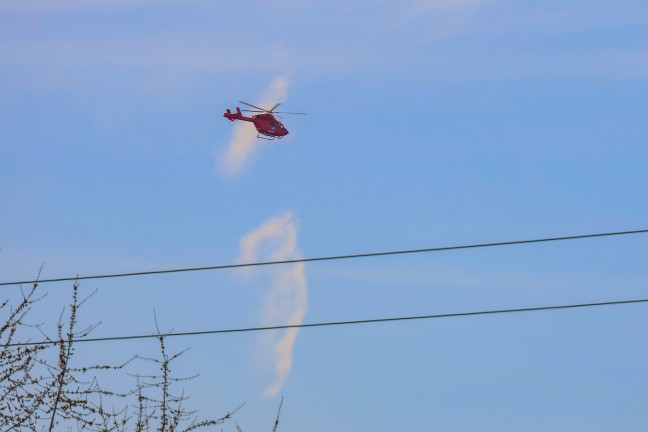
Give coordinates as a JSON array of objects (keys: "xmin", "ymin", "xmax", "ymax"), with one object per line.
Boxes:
[{"xmin": 1, "ymin": 0, "xmax": 648, "ymax": 430}]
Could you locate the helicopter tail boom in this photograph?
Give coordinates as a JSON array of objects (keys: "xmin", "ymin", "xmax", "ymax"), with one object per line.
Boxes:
[{"xmin": 223, "ymin": 107, "xmax": 253, "ymax": 122}]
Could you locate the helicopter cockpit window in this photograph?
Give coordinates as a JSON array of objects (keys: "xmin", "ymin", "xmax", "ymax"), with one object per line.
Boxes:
[{"xmin": 269, "ymin": 121, "xmax": 276, "ymax": 127}]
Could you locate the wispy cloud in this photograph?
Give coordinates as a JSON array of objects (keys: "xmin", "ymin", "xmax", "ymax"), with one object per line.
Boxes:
[
  {"xmin": 404, "ymin": 0, "xmax": 491, "ymax": 40},
  {"xmin": 218, "ymin": 76, "xmax": 289, "ymax": 175},
  {"xmin": 238, "ymin": 212, "xmax": 307, "ymax": 396},
  {"xmin": 0, "ymin": 0, "xmax": 155, "ymax": 13},
  {"xmin": 409, "ymin": 0, "xmax": 487, "ymax": 15}
]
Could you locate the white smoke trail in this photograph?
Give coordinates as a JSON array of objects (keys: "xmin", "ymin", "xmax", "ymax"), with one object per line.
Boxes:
[
  {"xmin": 219, "ymin": 76, "xmax": 289, "ymax": 175},
  {"xmin": 238, "ymin": 212, "xmax": 308, "ymax": 396}
]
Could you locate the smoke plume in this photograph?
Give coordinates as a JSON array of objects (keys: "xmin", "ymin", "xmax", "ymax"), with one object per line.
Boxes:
[{"xmin": 238, "ymin": 212, "xmax": 308, "ymax": 396}]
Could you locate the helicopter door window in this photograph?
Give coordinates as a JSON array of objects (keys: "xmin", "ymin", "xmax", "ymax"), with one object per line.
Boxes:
[{"xmin": 269, "ymin": 121, "xmax": 276, "ymax": 127}]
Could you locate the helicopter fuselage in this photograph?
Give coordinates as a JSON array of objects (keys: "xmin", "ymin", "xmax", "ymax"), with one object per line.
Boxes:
[{"xmin": 223, "ymin": 108, "xmax": 289, "ymax": 139}]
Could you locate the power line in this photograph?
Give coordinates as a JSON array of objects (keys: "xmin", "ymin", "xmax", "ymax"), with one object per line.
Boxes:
[
  {"xmin": 1, "ymin": 229, "xmax": 647, "ymax": 287},
  {"xmin": 6, "ymin": 297, "xmax": 648, "ymax": 347}
]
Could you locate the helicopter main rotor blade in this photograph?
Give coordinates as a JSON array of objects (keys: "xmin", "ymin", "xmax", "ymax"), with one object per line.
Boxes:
[
  {"xmin": 238, "ymin": 101, "xmax": 268, "ymax": 112},
  {"xmin": 268, "ymin": 102, "xmax": 282, "ymax": 113},
  {"xmin": 241, "ymin": 109, "xmax": 305, "ymax": 117}
]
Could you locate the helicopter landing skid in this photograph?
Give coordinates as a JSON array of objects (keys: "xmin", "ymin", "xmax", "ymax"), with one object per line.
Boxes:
[{"xmin": 257, "ymin": 133, "xmax": 283, "ymax": 141}]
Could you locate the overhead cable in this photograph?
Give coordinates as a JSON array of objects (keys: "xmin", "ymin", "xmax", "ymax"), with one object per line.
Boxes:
[
  {"xmin": 0, "ymin": 229, "xmax": 648, "ymax": 286},
  {"xmin": 6, "ymin": 297, "xmax": 648, "ymax": 347},
  {"xmin": 1, "ymin": 229, "xmax": 646, "ymax": 287}
]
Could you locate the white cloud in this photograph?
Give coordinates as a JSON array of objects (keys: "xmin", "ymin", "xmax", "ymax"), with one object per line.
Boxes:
[
  {"xmin": 238, "ymin": 212, "xmax": 307, "ymax": 396},
  {"xmin": 219, "ymin": 76, "xmax": 289, "ymax": 175},
  {"xmin": 410, "ymin": 0, "xmax": 487, "ymax": 14},
  {"xmin": 404, "ymin": 0, "xmax": 491, "ymax": 40},
  {"xmin": 0, "ymin": 0, "xmax": 156, "ymax": 13}
]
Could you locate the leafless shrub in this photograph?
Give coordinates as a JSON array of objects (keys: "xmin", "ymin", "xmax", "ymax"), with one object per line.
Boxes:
[
  {"xmin": 0, "ymin": 276, "xmax": 50, "ymax": 431},
  {"xmin": 235, "ymin": 396, "xmax": 283, "ymax": 432},
  {"xmin": 0, "ymin": 275, "xmax": 239, "ymax": 432}
]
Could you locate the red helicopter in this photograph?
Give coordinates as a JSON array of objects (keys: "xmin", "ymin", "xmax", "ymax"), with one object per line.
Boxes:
[{"xmin": 223, "ymin": 101, "xmax": 306, "ymax": 140}]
